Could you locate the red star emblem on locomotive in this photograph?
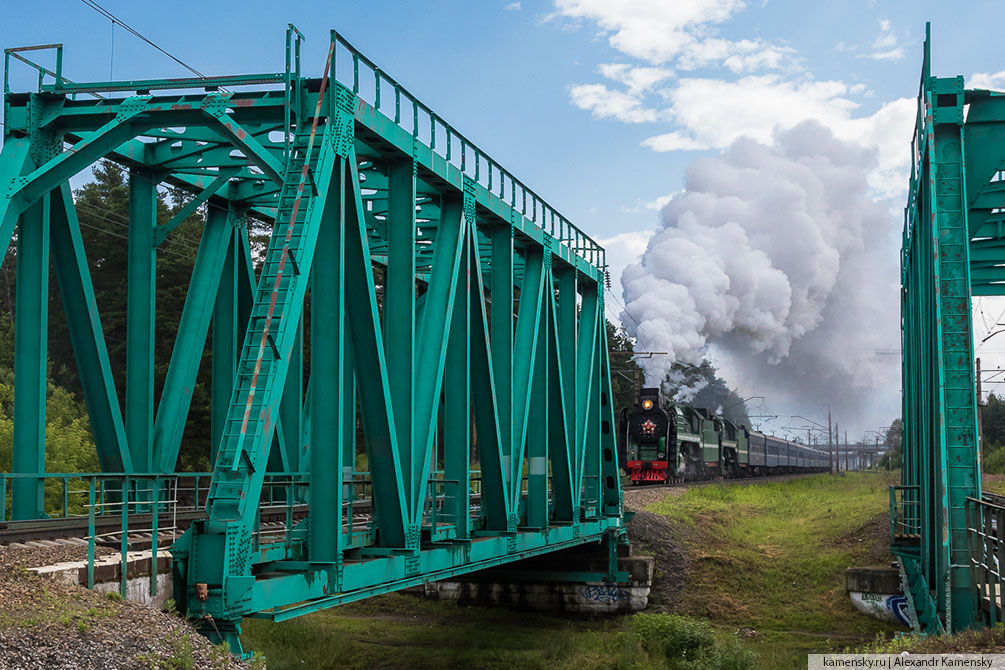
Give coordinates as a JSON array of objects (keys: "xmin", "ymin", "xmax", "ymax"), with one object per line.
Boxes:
[{"xmin": 640, "ymin": 419, "xmax": 657, "ymax": 438}]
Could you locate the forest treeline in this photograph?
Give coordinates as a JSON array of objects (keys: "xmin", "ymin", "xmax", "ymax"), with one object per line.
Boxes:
[{"xmin": 1, "ymin": 163, "xmax": 755, "ymax": 474}]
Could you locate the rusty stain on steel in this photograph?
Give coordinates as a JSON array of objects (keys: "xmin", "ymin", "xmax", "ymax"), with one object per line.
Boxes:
[{"xmin": 235, "ymin": 40, "xmax": 335, "ymax": 458}]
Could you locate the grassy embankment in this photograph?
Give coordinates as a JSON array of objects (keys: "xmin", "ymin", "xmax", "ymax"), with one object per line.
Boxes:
[
  {"xmin": 644, "ymin": 472, "xmax": 898, "ymax": 668},
  {"xmin": 239, "ymin": 472, "xmax": 895, "ymax": 669}
]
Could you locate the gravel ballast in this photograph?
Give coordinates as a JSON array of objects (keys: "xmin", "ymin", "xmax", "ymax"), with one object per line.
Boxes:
[{"xmin": 0, "ymin": 544, "xmax": 250, "ymax": 670}]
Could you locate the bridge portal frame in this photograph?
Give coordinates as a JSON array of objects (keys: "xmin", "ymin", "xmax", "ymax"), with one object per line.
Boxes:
[
  {"xmin": 896, "ymin": 24, "xmax": 1005, "ymax": 634},
  {"xmin": 1, "ymin": 28, "xmax": 625, "ymax": 653}
]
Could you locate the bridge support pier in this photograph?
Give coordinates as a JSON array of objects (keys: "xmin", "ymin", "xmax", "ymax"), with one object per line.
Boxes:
[{"xmin": 422, "ymin": 535, "xmax": 653, "ymax": 615}]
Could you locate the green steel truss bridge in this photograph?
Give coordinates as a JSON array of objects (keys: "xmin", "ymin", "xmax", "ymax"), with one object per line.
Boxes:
[
  {"xmin": 894, "ymin": 25, "xmax": 1005, "ymax": 635},
  {"xmin": 0, "ymin": 28, "xmax": 625, "ymax": 652}
]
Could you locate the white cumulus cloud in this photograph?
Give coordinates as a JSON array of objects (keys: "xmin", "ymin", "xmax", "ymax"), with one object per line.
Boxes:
[
  {"xmin": 863, "ymin": 19, "xmax": 905, "ymax": 61},
  {"xmin": 620, "ymin": 191, "xmax": 680, "ymax": 214},
  {"xmin": 552, "ymin": 0, "xmax": 794, "ymax": 72},
  {"xmin": 971, "ymin": 71, "xmax": 1005, "ymax": 91},
  {"xmin": 569, "ymin": 83, "xmax": 662, "ymax": 123},
  {"xmin": 597, "ymin": 63, "xmax": 674, "ymax": 95}
]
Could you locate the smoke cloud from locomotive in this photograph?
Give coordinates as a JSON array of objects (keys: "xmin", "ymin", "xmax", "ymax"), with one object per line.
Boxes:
[{"xmin": 621, "ymin": 121, "xmax": 898, "ymax": 426}]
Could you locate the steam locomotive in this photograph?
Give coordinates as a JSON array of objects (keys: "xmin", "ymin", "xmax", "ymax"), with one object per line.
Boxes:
[{"xmin": 618, "ymin": 387, "xmax": 829, "ymax": 485}]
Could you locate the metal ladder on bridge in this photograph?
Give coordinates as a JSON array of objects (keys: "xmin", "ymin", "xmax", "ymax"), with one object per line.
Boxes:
[{"xmin": 206, "ymin": 122, "xmax": 331, "ymax": 523}]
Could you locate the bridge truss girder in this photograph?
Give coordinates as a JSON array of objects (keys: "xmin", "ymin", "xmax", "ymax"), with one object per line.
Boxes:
[
  {"xmin": 898, "ymin": 25, "xmax": 1005, "ymax": 634},
  {"xmin": 1, "ymin": 32, "xmax": 624, "ymax": 652}
]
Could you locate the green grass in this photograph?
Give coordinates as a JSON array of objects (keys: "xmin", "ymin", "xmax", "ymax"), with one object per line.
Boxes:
[
  {"xmin": 857, "ymin": 625, "xmax": 1005, "ymax": 654},
  {"xmin": 242, "ymin": 594, "xmax": 626, "ymax": 670},
  {"xmin": 241, "ymin": 596, "xmax": 759, "ymax": 670},
  {"xmin": 645, "ymin": 472, "xmax": 898, "ymax": 668},
  {"xmin": 982, "ymin": 474, "xmax": 1005, "ymax": 495},
  {"xmin": 240, "ymin": 473, "xmax": 896, "ymax": 670}
]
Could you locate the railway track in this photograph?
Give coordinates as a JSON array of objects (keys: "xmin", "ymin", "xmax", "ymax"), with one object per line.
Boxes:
[
  {"xmin": 0, "ymin": 474, "xmax": 830, "ymax": 547},
  {"xmin": 0, "ymin": 503, "xmax": 316, "ymax": 548},
  {"xmin": 621, "ymin": 471, "xmax": 831, "ymax": 497},
  {"xmin": 0, "ymin": 491, "xmax": 467, "ymax": 548}
]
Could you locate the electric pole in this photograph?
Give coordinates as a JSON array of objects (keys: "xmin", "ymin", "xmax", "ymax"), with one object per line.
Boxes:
[
  {"xmin": 828, "ymin": 407, "xmax": 833, "ymax": 475},
  {"xmin": 832, "ymin": 421, "xmax": 840, "ymax": 474},
  {"xmin": 978, "ymin": 357, "xmax": 984, "ymax": 466},
  {"xmin": 845, "ymin": 430, "xmax": 849, "ymax": 472},
  {"xmin": 835, "ymin": 422, "xmax": 840, "ymax": 474}
]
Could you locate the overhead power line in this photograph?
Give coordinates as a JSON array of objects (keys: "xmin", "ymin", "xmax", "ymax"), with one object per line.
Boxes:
[
  {"xmin": 79, "ymin": 0, "xmax": 207, "ymax": 78},
  {"xmin": 604, "ymin": 286, "xmax": 644, "ymax": 331}
]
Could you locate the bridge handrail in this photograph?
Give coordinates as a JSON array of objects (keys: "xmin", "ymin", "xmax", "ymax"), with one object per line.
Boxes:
[
  {"xmin": 331, "ymin": 30, "xmax": 606, "ymax": 273},
  {"xmin": 964, "ymin": 496, "xmax": 1005, "ymax": 626},
  {"xmin": 890, "ymin": 484, "xmax": 921, "ymax": 545},
  {"xmin": 0, "ymin": 471, "xmax": 310, "ymax": 522}
]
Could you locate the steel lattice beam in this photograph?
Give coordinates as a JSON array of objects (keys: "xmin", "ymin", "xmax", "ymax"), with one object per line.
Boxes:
[{"xmin": 1, "ymin": 30, "xmax": 625, "ymax": 654}]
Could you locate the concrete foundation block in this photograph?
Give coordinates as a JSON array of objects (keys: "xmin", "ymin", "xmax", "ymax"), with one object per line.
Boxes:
[
  {"xmin": 28, "ymin": 549, "xmax": 174, "ymax": 609},
  {"xmin": 845, "ymin": 566, "xmax": 901, "ymax": 594}
]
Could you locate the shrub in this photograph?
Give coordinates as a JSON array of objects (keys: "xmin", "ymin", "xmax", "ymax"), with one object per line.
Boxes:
[
  {"xmin": 984, "ymin": 443, "xmax": 1005, "ymax": 475},
  {"xmin": 618, "ymin": 613, "xmax": 759, "ymax": 670}
]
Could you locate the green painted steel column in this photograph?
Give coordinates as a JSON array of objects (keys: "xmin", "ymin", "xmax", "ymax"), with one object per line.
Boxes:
[
  {"xmin": 556, "ymin": 266, "xmax": 579, "ymax": 516},
  {"xmin": 526, "ymin": 262, "xmax": 550, "ymax": 529},
  {"xmin": 342, "ymin": 348, "xmax": 356, "ymax": 547},
  {"xmin": 11, "ymin": 193, "xmax": 50, "ymax": 520},
  {"xmin": 49, "ymin": 184, "xmax": 131, "ymax": 473},
  {"xmin": 211, "ymin": 228, "xmax": 240, "ymax": 465},
  {"xmin": 444, "ymin": 208, "xmax": 471, "ymax": 538},
  {"xmin": 577, "ymin": 281, "xmax": 600, "ymax": 513},
  {"xmin": 469, "ymin": 225, "xmax": 511, "ymax": 531},
  {"xmin": 342, "ymin": 155, "xmax": 409, "ymax": 548},
  {"xmin": 583, "ymin": 291, "xmax": 603, "ymax": 518},
  {"xmin": 410, "ymin": 192, "xmax": 465, "ymax": 520},
  {"xmin": 310, "ymin": 157, "xmax": 345, "ymax": 563},
  {"xmin": 557, "ymin": 267, "xmax": 578, "ymax": 458},
  {"xmin": 547, "ymin": 279, "xmax": 575, "ymax": 523},
  {"xmin": 154, "ymin": 203, "xmax": 231, "ymax": 473},
  {"xmin": 126, "ymin": 168, "xmax": 157, "ymax": 473},
  {"xmin": 209, "ymin": 220, "xmax": 253, "ymax": 469},
  {"xmin": 491, "ymin": 224, "xmax": 513, "ymax": 490},
  {"xmin": 598, "ymin": 326, "xmax": 623, "ymax": 512},
  {"xmin": 930, "ymin": 74, "xmax": 980, "ymax": 630},
  {"xmin": 281, "ymin": 318, "xmax": 304, "ymax": 473},
  {"xmin": 510, "ymin": 246, "xmax": 544, "ymax": 514},
  {"xmin": 385, "ymin": 158, "xmax": 416, "ymax": 528}
]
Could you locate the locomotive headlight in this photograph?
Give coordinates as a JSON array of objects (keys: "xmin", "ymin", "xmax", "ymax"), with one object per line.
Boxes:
[{"xmin": 642, "ymin": 399, "xmax": 654, "ymax": 411}]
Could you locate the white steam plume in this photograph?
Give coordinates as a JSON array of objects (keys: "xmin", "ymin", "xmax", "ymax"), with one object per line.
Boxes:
[
  {"xmin": 621, "ymin": 121, "xmax": 899, "ymax": 429},
  {"xmin": 665, "ymin": 369, "xmax": 708, "ymax": 403}
]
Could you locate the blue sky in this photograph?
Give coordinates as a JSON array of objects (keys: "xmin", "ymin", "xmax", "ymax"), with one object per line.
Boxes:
[
  {"xmin": 5, "ymin": 2, "xmax": 998, "ymax": 236},
  {"xmin": 3, "ymin": 1, "xmax": 1004, "ymax": 437},
  {"xmin": 3, "ymin": 2, "xmax": 1001, "ymax": 283}
]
